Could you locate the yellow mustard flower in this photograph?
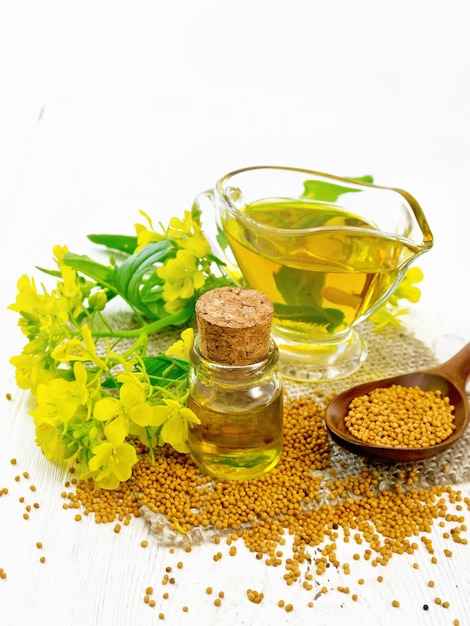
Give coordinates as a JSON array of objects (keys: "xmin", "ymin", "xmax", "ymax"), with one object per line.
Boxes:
[
  {"xmin": 8, "ymin": 275, "xmax": 69, "ymax": 336},
  {"xmin": 370, "ymin": 266, "xmax": 424, "ymax": 329},
  {"xmin": 153, "ymin": 398, "xmax": 200, "ymax": 453},
  {"xmin": 167, "ymin": 211, "xmax": 210, "ymax": 258},
  {"xmin": 134, "ymin": 210, "xmax": 165, "ymax": 251},
  {"xmin": 161, "ymin": 297, "xmax": 189, "ymax": 315},
  {"xmin": 34, "ymin": 419, "xmax": 68, "ymax": 461},
  {"xmin": 167, "ymin": 211, "xmax": 193, "ymax": 238},
  {"xmin": 165, "ymin": 328, "xmax": 194, "ymax": 361},
  {"xmin": 93, "ymin": 380, "xmax": 161, "ymax": 444},
  {"xmin": 388, "ymin": 266, "xmax": 423, "ymax": 305},
  {"xmin": 88, "ymin": 438, "xmax": 138, "ymax": 490},
  {"xmin": 157, "ymin": 249, "xmax": 205, "ymax": 302},
  {"xmin": 52, "ymin": 244, "xmax": 69, "ymax": 265},
  {"xmin": 58, "ymin": 265, "xmax": 86, "ymax": 318},
  {"xmin": 52, "ymin": 324, "xmax": 109, "ymax": 370},
  {"xmin": 368, "ymin": 306, "xmax": 408, "ymax": 330},
  {"xmin": 31, "ymin": 362, "xmax": 89, "ymax": 423},
  {"xmin": 10, "ymin": 345, "xmax": 58, "ymax": 393},
  {"xmin": 30, "ymin": 363, "xmax": 90, "ymax": 459}
]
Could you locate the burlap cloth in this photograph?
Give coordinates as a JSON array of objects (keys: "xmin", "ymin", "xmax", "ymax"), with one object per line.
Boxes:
[
  {"xmin": 124, "ymin": 315, "xmax": 469, "ymax": 545},
  {"xmin": 287, "ymin": 322, "xmax": 470, "ymax": 487}
]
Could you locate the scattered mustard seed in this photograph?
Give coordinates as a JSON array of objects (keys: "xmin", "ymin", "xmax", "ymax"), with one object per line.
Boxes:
[
  {"xmin": 247, "ymin": 589, "xmax": 258, "ymax": 603},
  {"xmin": 53, "ymin": 393, "xmax": 470, "ymax": 616}
]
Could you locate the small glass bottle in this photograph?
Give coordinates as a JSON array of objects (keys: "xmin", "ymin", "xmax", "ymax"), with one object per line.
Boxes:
[{"xmin": 187, "ymin": 287, "xmax": 283, "ymax": 480}]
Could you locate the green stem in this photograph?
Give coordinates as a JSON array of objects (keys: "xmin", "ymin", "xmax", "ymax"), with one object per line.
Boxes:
[
  {"xmin": 120, "ymin": 332, "xmax": 148, "ymax": 359},
  {"xmin": 82, "ymin": 310, "xmax": 191, "ymax": 340}
]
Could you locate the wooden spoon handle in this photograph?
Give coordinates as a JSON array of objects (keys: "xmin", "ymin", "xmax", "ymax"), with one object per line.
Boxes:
[{"xmin": 431, "ymin": 343, "xmax": 470, "ymax": 390}]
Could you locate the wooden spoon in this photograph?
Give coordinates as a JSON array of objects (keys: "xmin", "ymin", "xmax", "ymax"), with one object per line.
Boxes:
[{"xmin": 324, "ymin": 343, "xmax": 470, "ymax": 462}]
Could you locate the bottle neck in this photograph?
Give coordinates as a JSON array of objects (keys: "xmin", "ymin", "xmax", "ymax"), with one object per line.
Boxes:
[{"xmin": 191, "ymin": 335, "xmax": 279, "ymax": 381}]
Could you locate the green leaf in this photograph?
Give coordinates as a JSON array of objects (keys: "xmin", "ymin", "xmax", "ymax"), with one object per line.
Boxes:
[
  {"xmin": 88, "ymin": 233, "xmax": 138, "ymax": 254},
  {"xmin": 216, "ymin": 223, "xmax": 229, "ymax": 254},
  {"xmin": 138, "ymin": 355, "xmax": 190, "ymax": 388},
  {"xmin": 102, "ymin": 376, "xmax": 119, "ymax": 389},
  {"xmin": 64, "ymin": 243, "xmax": 177, "ymax": 320},
  {"xmin": 302, "ymin": 175, "xmax": 374, "ymax": 202},
  {"xmin": 138, "ymin": 271, "xmax": 165, "ymax": 303},
  {"xmin": 274, "ymin": 303, "xmax": 344, "ymax": 333},
  {"xmin": 113, "ymin": 240, "xmax": 174, "ymax": 310},
  {"xmin": 273, "ymin": 265, "xmax": 344, "ymax": 333},
  {"xmin": 35, "ymin": 266, "xmax": 63, "ymax": 279},
  {"xmin": 302, "ymin": 180, "xmax": 361, "ymax": 202},
  {"xmin": 351, "ymin": 175, "xmax": 374, "ymax": 184},
  {"xmin": 63, "ymin": 253, "xmax": 115, "ymax": 287}
]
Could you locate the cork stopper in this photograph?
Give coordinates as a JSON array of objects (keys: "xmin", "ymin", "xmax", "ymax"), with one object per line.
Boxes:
[{"xmin": 195, "ymin": 287, "xmax": 274, "ymax": 366}]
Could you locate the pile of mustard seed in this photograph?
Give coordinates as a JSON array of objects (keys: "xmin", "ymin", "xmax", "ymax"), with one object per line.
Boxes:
[{"xmin": 65, "ymin": 394, "xmax": 469, "ymax": 590}]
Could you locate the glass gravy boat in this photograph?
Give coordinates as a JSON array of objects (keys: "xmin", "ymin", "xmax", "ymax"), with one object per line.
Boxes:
[{"xmin": 194, "ymin": 166, "xmax": 434, "ymax": 382}]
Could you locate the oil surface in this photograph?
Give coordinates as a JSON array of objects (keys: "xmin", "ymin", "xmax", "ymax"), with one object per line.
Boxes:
[{"xmin": 223, "ymin": 198, "xmax": 417, "ymax": 340}]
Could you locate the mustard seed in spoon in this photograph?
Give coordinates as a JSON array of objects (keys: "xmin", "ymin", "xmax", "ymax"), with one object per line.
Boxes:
[
  {"xmin": 324, "ymin": 343, "xmax": 470, "ymax": 462},
  {"xmin": 344, "ymin": 384, "xmax": 456, "ymax": 448}
]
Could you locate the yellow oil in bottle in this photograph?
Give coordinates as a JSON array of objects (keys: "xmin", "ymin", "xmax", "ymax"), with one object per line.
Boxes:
[
  {"xmin": 187, "ymin": 287, "xmax": 284, "ymax": 481},
  {"xmin": 187, "ymin": 393, "xmax": 283, "ymax": 481},
  {"xmin": 223, "ymin": 198, "xmax": 419, "ymax": 340}
]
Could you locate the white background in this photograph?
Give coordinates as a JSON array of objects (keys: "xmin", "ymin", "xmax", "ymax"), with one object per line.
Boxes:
[{"xmin": 0, "ymin": 1, "xmax": 469, "ymax": 625}]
